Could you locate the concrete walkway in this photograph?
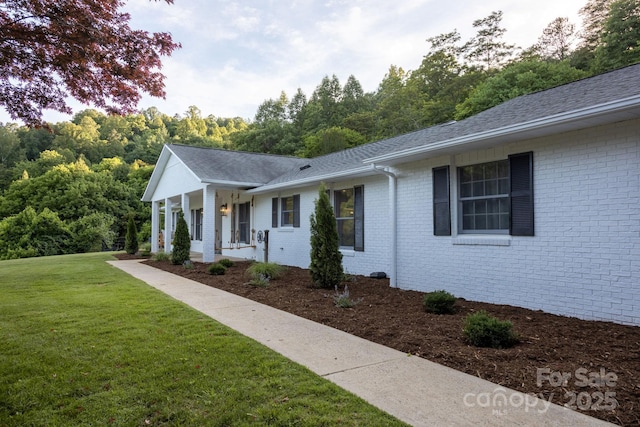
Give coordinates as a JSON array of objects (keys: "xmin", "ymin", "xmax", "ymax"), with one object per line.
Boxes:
[{"xmin": 108, "ymin": 260, "xmax": 614, "ymax": 427}]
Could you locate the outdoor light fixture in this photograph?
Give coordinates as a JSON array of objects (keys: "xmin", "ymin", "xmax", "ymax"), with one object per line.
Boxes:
[{"xmin": 220, "ymin": 203, "xmax": 228, "ymax": 216}]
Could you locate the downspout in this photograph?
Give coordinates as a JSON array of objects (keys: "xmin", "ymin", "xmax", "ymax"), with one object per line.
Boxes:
[{"xmin": 371, "ymin": 164, "xmax": 397, "ymax": 288}]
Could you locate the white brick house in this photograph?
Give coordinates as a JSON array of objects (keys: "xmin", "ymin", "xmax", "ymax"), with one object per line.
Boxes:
[{"xmin": 142, "ymin": 64, "xmax": 640, "ymax": 326}]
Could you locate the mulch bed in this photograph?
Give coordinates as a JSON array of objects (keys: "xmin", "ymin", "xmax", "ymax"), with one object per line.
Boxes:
[{"xmin": 115, "ymin": 253, "xmax": 639, "ymax": 426}]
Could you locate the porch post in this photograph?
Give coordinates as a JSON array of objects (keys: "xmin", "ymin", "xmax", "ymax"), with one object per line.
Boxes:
[
  {"xmin": 151, "ymin": 200, "xmax": 160, "ymax": 253},
  {"xmin": 202, "ymin": 185, "xmax": 216, "ymax": 262},
  {"xmin": 182, "ymin": 193, "xmax": 191, "ymax": 238},
  {"xmin": 164, "ymin": 197, "xmax": 173, "ymax": 253}
]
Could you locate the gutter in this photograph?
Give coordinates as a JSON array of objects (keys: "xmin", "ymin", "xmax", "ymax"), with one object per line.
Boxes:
[
  {"xmin": 364, "ymin": 95, "xmax": 640, "ymax": 165},
  {"xmin": 371, "ymin": 164, "xmax": 397, "ymax": 288}
]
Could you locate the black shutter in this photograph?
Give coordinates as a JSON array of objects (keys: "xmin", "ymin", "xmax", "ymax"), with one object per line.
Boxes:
[
  {"xmin": 271, "ymin": 197, "xmax": 278, "ymax": 228},
  {"xmin": 432, "ymin": 166, "xmax": 451, "ymax": 236},
  {"xmin": 293, "ymin": 195, "xmax": 300, "ymax": 228},
  {"xmin": 354, "ymin": 186, "xmax": 364, "ymax": 251},
  {"xmin": 509, "ymin": 152, "xmax": 534, "ymax": 236}
]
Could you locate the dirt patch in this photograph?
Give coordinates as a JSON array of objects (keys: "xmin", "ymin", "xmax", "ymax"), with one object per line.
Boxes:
[{"xmin": 120, "ymin": 254, "xmax": 639, "ymax": 426}]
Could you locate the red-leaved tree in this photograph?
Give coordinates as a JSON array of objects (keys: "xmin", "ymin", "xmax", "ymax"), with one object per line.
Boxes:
[{"xmin": 0, "ymin": 0, "xmax": 180, "ymax": 125}]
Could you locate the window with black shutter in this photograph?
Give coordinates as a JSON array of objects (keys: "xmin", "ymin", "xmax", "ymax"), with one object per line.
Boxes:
[
  {"xmin": 434, "ymin": 152, "xmax": 534, "ymax": 237},
  {"xmin": 334, "ymin": 186, "xmax": 364, "ymax": 250}
]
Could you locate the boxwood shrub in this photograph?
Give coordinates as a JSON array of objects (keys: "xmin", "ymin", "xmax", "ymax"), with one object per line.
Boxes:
[{"xmin": 463, "ymin": 310, "xmax": 519, "ymax": 349}]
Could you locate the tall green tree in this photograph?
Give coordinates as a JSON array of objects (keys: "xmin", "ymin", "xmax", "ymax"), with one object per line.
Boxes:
[
  {"xmin": 301, "ymin": 127, "xmax": 366, "ymax": 158},
  {"xmin": 309, "ymin": 184, "xmax": 343, "ymax": 289},
  {"xmin": 592, "ymin": 0, "xmax": 640, "ymax": 72},
  {"xmin": 455, "ymin": 60, "xmax": 587, "ymax": 119},
  {"xmin": 572, "ymin": 0, "xmax": 615, "ymax": 69},
  {"xmin": 374, "ymin": 65, "xmax": 424, "ymax": 138},
  {"xmin": 535, "ymin": 17, "xmax": 577, "ymax": 61},
  {"xmin": 463, "ymin": 11, "xmax": 517, "ymax": 70}
]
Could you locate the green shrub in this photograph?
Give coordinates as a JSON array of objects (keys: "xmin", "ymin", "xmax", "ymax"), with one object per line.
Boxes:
[
  {"xmin": 246, "ymin": 262, "xmax": 285, "ymax": 281},
  {"xmin": 124, "ymin": 214, "xmax": 138, "ymax": 255},
  {"xmin": 152, "ymin": 252, "xmax": 170, "ymax": 262},
  {"xmin": 423, "ymin": 290, "xmax": 456, "ymax": 314},
  {"xmin": 249, "ymin": 274, "xmax": 270, "ymax": 287},
  {"xmin": 139, "ymin": 242, "xmax": 151, "ymax": 257},
  {"xmin": 171, "ymin": 210, "xmax": 190, "ymax": 265},
  {"xmin": 207, "ymin": 263, "xmax": 227, "ymax": 275},
  {"xmin": 218, "ymin": 258, "xmax": 234, "ymax": 268},
  {"xmin": 463, "ymin": 310, "xmax": 519, "ymax": 349}
]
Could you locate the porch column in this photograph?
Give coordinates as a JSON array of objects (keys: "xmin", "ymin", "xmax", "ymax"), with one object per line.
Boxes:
[
  {"xmin": 202, "ymin": 185, "xmax": 216, "ymax": 262},
  {"xmin": 182, "ymin": 193, "xmax": 191, "ymax": 238},
  {"xmin": 164, "ymin": 197, "xmax": 173, "ymax": 253},
  {"xmin": 151, "ymin": 200, "xmax": 160, "ymax": 253}
]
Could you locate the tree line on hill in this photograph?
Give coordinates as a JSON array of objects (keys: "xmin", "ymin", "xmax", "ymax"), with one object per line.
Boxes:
[{"xmin": 0, "ymin": 0, "xmax": 638, "ymax": 260}]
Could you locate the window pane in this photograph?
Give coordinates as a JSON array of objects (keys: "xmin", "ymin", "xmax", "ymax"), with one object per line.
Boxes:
[
  {"xmin": 335, "ymin": 188, "xmax": 355, "ymax": 247},
  {"xmin": 485, "ymin": 179, "xmax": 497, "ymax": 195},
  {"xmin": 337, "ymin": 218, "xmax": 354, "ymax": 247},
  {"xmin": 498, "ymin": 178, "xmax": 509, "ymax": 194},
  {"xmin": 460, "ymin": 182, "xmax": 472, "ymax": 198},
  {"xmin": 459, "ymin": 160, "xmax": 510, "ymax": 233},
  {"xmin": 281, "ymin": 196, "xmax": 293, "ymax": 226},
  {"xmin": 473, "ymin": 182, "xmax": 484, "ymax": 197},
  {"xmin": 335, "ymin": 189, "xmax": 354, "ymax": 218}
]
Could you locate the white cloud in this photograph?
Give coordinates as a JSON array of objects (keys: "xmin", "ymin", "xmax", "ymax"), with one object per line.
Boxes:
[{"xmin": 0, "ymin": 0, "xmax": 589, "ymax": 124}]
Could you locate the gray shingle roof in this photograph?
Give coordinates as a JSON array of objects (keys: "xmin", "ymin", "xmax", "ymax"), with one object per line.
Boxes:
[{"xmin": 167, "ymin": 144, "xmax": 308, "ymax": 186}]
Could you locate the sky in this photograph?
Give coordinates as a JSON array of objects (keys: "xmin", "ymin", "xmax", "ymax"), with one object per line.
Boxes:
[{"xmin": 2, "ymin": 0, "xmax": 590, "ymax": 124}]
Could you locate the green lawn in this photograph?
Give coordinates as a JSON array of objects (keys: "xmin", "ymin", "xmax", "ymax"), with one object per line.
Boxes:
[{"xmin": 0, "ymin": 253, "xmax": 406, "ymax": 426}]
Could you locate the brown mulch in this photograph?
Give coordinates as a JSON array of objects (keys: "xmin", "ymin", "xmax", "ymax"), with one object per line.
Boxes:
[{"xmin": 115, "ymin": 253, "xmax": 640, "ymax": 426}]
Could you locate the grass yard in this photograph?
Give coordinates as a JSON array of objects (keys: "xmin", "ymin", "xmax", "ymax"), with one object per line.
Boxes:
[{"xmin": 0, "ymin": 253, "xmax": 406, "ymax": 426}]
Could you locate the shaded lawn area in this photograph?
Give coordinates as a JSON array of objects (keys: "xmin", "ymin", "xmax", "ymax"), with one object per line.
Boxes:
[{"xmin": 0, "ymin": 253, "xmax": 406, "ymax": 426}]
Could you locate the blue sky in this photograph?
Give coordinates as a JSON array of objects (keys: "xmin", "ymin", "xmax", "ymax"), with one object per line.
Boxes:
[{"xmin": 3, "ymin": 0, "xmax": 589, "ymax": 124}]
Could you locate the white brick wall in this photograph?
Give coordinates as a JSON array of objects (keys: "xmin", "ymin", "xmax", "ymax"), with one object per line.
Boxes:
[
  {"xmin": 394, "ymin": 118, "xmax": 640, "ymax": 326},
  {"xmin": 217, "ymin": 118, "xmax": 639, "ymax": 326},
  {"xmin": 248, "ymin": 176, "xmax": 392, "ymax": 276}
]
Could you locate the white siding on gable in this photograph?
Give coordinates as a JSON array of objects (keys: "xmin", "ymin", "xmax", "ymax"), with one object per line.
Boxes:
[
  {"xmin": 393, "ymin": 118, "xmax": 640, "ymax": 326},
  {"xmin": 152, "ymin": 154, "xmax": 203, "ymax": 200}
]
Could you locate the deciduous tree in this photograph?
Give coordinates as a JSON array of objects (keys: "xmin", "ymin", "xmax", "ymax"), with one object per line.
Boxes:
[
  {"xmin": 0, "ymin": 0, "xmax": 180, "ymax": 125},
  {"xmin": 592, "ymin": 0, "xmax": 640, "ymax": 72}
]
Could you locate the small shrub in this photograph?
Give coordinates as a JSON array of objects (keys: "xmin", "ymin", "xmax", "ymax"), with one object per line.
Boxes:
[
  {"xmin": 246, "ymin": 262, "xmax": 285, "ymax": 281},
  {"xmin": 152, "ymin": 252, "xmax": 170, "ymax": 262},
  {"xmin": 333, "ymin": 285, "xmax": 363, "ymax": 308},
  {"xmin": 218, "ymin": 258, "xmax": 234, "ymax": 268},
  {"xmin": 463, "ymin": 310, "xmax": 519, "ymax": 349},
  {"xmin": 249, "ymin": 274, "xmax": 270, "ymax": 287},
  {"xmin": 207, "ymin": 263, "xmax": 227, "ymax": 275},
  {"xmin": 171, "ymin": 210, "xmax": 190, "ymax": 265},
  {"xmin": 423, "ymin": 290, "xmax": 457, "ymax": 314},
  {"xmin": 139, "ymin": 242, "xmax": 151, "ymax": 257},
  {"xmin": 183, "ymin": 260, "xmax": 194, "ymax": 269}
]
